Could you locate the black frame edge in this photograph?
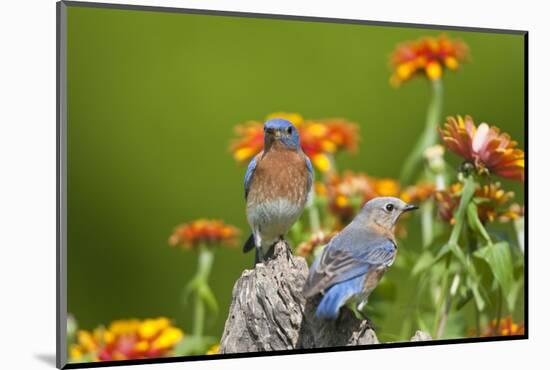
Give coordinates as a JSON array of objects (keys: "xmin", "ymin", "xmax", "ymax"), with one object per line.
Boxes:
[{"xmin": 62, "ymin": 335, "xmax": 527, "ymax": 369}]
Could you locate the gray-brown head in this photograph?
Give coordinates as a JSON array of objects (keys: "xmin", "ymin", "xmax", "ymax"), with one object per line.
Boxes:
[{"xmin": 356, "ymin": 196, "xmax": 418, "ymax": 231}]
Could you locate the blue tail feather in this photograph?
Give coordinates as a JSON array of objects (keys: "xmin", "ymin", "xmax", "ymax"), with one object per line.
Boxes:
[{"xmin": 315, "ymin": 275, "xmax": 364, "ymax": 320}]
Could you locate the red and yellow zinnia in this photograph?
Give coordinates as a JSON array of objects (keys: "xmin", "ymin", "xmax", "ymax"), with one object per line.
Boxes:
[
  {"xmin": 390, "ymin": 34, "xmax": 468, "ymax": 86},
  {"xmin": 230, "ymin": 113, "xmax": 359, "ymax": 173},
  {"xmin": 69, "ymin": 317, "xmax": 184, "ymax": 362},
  {"xmin": 438, "ymin": 115, "xmax": 524, "ymax": 182},
  {"xmin": 169, "ymin": 219, "xmax": 240, "ymax": 250}
]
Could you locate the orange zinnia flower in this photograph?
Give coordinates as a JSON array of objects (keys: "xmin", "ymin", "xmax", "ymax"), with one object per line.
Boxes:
[
  {"xmin": 390, "ymin": 34, "xmax": 468, "ymax": 86},
  {"xmin": 400, "ymin": 182, "xmax": 436, "ymax": 204},
  {"xmin": 230, "ymin": 113, "xmax": 359, "ymax": 173},
  {"xmin": 439, "ymin": 115, "xmax": 524, "ymax": 182},
  {"xmin": 169, "ymin": 219, "xmax": 240, "ymax": 250},
  {"xmin": 296, "ymin": 230, "xmax": 338, "ymax": 258},
  {"xmin": 231, "ymin": 121, "xmax": 264, "ymax": 163},
  {"xmin": 69, "ymin": 317, "xmax": 184, "ymax": 362},
  {"xmin": 324, "ymin": 171, "xmax": 401, "ymax": 225},
  {"xmin": 206, "ymin": 343, "xmax": 220, "ymax": 355},
  {"xmin": 475, "ymin": 316, "xmax": 525, "ymax": 337},
  {"xmin": 435, "ymin": 182, "xmax": 520, "ymax": 224},
  {"xmin": 434, "ymin": 182, "xmax": 462, "ymax": 224}
]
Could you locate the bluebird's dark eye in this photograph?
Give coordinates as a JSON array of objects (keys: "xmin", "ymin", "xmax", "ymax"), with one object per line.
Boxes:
[
  {"xmin": 286, "ymin": 126, "xmax": 292, "ymax": 134},
  {"xmin": 385, "ymin": 203, "xmax": 394, "ymax": 212}
]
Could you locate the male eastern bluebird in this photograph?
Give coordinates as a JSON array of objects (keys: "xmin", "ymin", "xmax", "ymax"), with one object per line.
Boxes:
[
  {"xmin": 302, "ymin": 197, "xmax": 417, "ymax": 320},
  {"xmin": 243, "ymin": 118, "xmax": 313, "ymax": 264}
]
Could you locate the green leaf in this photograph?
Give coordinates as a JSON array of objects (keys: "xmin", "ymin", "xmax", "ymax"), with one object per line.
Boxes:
[
  {"xmin": 198, "ymin": 283, "xmax": 219, "ymax": 314},
  {"xmin": 448, "ymin": 242, "xmax": 467, "ymax": 266},
  {"xmin": 474, "ymin": 241, "xmax": 514, "ymax": 309},
  {"xmin": 470, "ymin": 280, "xmax": 485, "ymax": 311},
  {"xmin": 507, "ymin": 276, "xmax": 523, "ymax": 309},
  {"xmin": 435, "ymin": 242, "xmax": 451, "ymax": 261},
  {"xmin": 416, "ymin": 312, "xmax": 431, "ymax": 333},
  {"xmin": 412, "ymin": 251, "xmax": 436, "ymax": 276},
  {"xmin": 399, "ymin": 79, "xmax": 443, "ymax": 184},
  {"xmin": 466, "ymin": 202, "xmax": 492, "ymax": 245},
  {"xmin": 181, "ymin": 277, "xmax": 200, "ymax": 306},
  {"xmin": 449, "ymin": 176, "xmax": 476, "ymax": 246},
  {"xmin": 173, "ymin": 335, "xmax": 217, "ymax": 356},
  {"xmin": 454, "ymin": 291, "xmax": 472, "ymax": 311}
]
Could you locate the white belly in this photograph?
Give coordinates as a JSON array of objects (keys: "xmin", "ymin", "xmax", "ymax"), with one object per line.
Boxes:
[{"xmin": 247, "ymin": 198, "xmax": 305, "ymax": 251}]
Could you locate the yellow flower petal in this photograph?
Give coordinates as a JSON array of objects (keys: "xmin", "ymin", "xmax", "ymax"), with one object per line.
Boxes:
[
  {"xmin": 78, "ymin": 331, "xmax": 97, "ymax": 352},
  {"xmin": 335, "ymin": 195, "xmax": 349, "ymax": 208},
  {"xmin": 312, "ymin": 154, "xmax": 331, "ymax": 173},
  {"xmin": 69, "ymin": 344, "xmax": 83, "ymax": 360},
  {"xmin": 321, "ymin": 140, "xmax": 337, "ymax": 153},
  {"xmin": 151, "ymin": 328, "xmax": 183, "ymax": 351},
  {"xmin": 375, "ymin": 179, "xmax": 400, "ymax": 196},
  {"xmin": 135, "ymin": 340, "xmax": 149, "ymax": 352},
  {"xmin": 266, "ymin": 112, "xmax": 304, "ymax": 126},
  {"xmin": 314, "ymin": 182, "xmax": 327, "ymax": 197},
  {"xmin": 206, "ymin": 344, "xmax": 220, "ymax": 355},
  {"xmin": 445, "ymin": 56, "xmax": 459, "ymax": 70},
  {"xmin": 307, "ymin": 123, "xmax": 328, "ymax": 137},
  {"xmin": 139, "ymin": 319, "xmax": 160, "ymax": 340},
  {"xmin": 110, "ymin": 319, "xmax": 140, "ymax": 335},
  {"xmin": 396, "ymin": 63, "xmax": 414, "ymax": 80},
  {"xmin": 103, "ymin": 330, "xmax": 115, "ymax": 345},
  {"xmin": 390, "ymin": 74, "xmax": 402, "ymax": 87},
  {"xmin": 234, "ymin": 147, "xmax": 255, "ymax": 162},
  {"xmin": 426, "ymin": 61, "xmax": 442, "ymax": 80}
]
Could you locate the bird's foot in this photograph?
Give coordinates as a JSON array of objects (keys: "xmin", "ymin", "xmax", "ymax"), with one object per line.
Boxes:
[
  {"xmin": 347, "ymin": 303, "xmax": 376, "ymax": 329},
  {"xmin": 349, "ymin": 304, "xmax": 366, "ymax": 321},
  {"xmin": 254, "ymin": 247, "xmax": 264, "ymax": 266},
  {"xmin": 279, "ymin": 236, "xmax": 293, "ymax": 260}
]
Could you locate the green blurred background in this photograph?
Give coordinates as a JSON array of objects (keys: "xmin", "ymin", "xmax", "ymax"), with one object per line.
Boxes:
[{"xmin": 66, "ymin": 5, "xmax": 525, "ymax": 341}]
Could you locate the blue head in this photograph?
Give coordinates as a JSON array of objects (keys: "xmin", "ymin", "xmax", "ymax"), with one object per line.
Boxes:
[{"xmin": 263, "ymin": 118, "xmax": 300, "ymax": 151}]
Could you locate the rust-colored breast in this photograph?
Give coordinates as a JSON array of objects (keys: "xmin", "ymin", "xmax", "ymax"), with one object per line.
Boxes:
[
  {"xmin": 247, "ymin": 143, "xmax": 309, "ymax": 206},
  {"xmin": 363, "ymin": 266, "xmax": 387, "ymax": 294}
]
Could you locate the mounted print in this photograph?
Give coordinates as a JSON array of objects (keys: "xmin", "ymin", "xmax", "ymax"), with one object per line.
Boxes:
[{"xmin": 57, "ymin": 1, "xmax": 527, "ymax": 368}]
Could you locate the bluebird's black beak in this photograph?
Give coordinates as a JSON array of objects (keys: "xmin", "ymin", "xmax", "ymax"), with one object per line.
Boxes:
[{"xmin": 403, "ymin": 204, "xmax": 419, "ymax": 212}]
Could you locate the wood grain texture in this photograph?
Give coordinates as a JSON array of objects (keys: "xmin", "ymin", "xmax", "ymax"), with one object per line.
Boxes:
[{"xmin": 219, "ymin": 241, "xmax": 378, "ymax": 353}]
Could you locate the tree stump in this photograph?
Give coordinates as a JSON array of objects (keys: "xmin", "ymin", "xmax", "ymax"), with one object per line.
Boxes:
[{"xmin": 219, "ymin": 240, "xmax": 379, "ymax": 353}]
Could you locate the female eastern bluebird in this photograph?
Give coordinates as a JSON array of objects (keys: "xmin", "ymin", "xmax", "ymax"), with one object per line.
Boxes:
[
  {"xmin": 302, "ymin": 197, "xmax": 418, "ymax": 320},
  {"xmin": 243, "ymin": 118, "xmax": 313, "ymax": 264}
]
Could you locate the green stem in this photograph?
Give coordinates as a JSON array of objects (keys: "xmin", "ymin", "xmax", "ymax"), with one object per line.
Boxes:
[
  {"xmin": 436, "ymin": 273, "xmax": 460, "ymax": 339},
  {"xmin": 308, "ymin": 201, "xmax": 321, "ymax": 235},
  {"xmin": 495, "ymin": 287, "xmax": 503, "ymax": 335},
  {"xmin": 193, "ymin": 291, "xmax": 205, "ymax": 337},
  {"xmin": 197, "ymin": 245, "xmax": 214, "ymax": 280},
  {"xmin": 420, "ymin": 199, "xmax": 434, "ymax": 248},
  {"xmin": 450, "ymin": 175, "xmax": 476, "ymax": 247},
  {"xmin": 432, "ymin": 255, "xmax": 450, "ymax": 336},
  {"xmin": 514, "ymin": 216, "xmax": 524, "ymax": 253},
  {"xmin": 400, "ymin": 79, "xmax": 443, "ymax": 185},
  {"xmin": 475, "ymin": 303, "xmax": 481, "ymax": 336},
  {"xmin": 192, "ymin": 245, "xmax": 214, "ymax": 338}
]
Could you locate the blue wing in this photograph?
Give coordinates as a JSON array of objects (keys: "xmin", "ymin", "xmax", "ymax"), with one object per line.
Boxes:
[
  {"xmin": 305, "ymin": 154, "xmax": 313, "ymax": 192},
  {"xmin": 244, "ymin": 154, "xmax": 259, "ymax": 200},
  {"xmin": 315, "ymin": 275, "xmax": 364, "ymax": 320},
  {"xmin": 302, "ymin": 228, "xmax": 396, "ymax": 298}
]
